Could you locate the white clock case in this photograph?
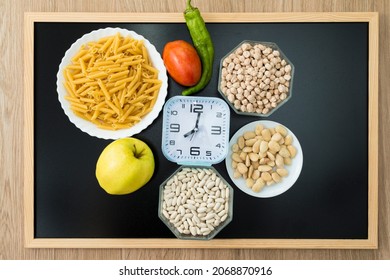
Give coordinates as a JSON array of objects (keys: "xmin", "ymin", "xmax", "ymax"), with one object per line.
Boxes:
[{"xmin": 161, "ymin": 96, "xmax": 230, "ymax": 167}]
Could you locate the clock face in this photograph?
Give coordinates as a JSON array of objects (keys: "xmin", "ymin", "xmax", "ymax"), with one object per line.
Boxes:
[{"xmin": 162, "ymin": 96, "xmax": 230, "ymax": 164}]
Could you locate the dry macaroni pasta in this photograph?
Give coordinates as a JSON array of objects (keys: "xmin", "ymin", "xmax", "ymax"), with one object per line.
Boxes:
[{"xmin": 63, "ymin": 33, "xmax": 162, "ymax": 130}]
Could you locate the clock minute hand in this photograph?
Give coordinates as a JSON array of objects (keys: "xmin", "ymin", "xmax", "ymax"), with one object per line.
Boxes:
[
  {"xmin": 183, "ymin": 112, "xmax": 202, "ymax": 138},
  {"xmin": 194, "ymin": 112, "xmax": 201, "ymax": 129}
]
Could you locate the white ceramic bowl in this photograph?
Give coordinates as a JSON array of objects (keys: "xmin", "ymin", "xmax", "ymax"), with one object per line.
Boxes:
[
  {"xmin": 56, "ymin": 27, "xmax": 168, "ymax": 139},
  {"xmin": 226, "ymin": 120, "xmax": 303, "ymax": 198}
]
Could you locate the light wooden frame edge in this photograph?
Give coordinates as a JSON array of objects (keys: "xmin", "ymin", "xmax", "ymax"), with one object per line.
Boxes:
[{"xmin": 24, "ymin": 12, "xmax": 379, "ymax": 249}]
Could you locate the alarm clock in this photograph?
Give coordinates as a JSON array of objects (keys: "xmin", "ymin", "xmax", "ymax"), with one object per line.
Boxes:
[{"xmin": 161, "ymin": 96, "xmax": 230, "ymax": 165}]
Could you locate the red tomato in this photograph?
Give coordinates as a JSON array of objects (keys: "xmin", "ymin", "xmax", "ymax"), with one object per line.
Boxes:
[{"xmin": 162, "ymin": 40, "xmax": 202, "ymax": 87}]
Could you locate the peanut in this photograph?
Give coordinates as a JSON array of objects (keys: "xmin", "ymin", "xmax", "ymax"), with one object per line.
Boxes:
[
  {"xmin": 252, "ymin": 140, "xmax": 261, "ymax": 153},
  {"xmin": 246, "ymin": 178, "xmax": 254, "ymax": 188},
  {"xmin": 279, "ymin": 147, "xmax": 291, "ymax": 158},
  {"xmin": 230, "ymin": 123, "xmax": 298, "ymax": 192},
  {"xmin": 232, "ymin": 153, "xmax": 242, "ymax": 163},
  {"xmin": 258, "ymin": 165, "xmax": 272, "ymax": 172},
  {"xmin": 275, "ymin": 154, "xmax": 284, "ymax": 167},
  {"xmin": 272, "ymin": 172, "xmax": 281, "ymax": 183},
  {"xmin": 271, "ymin": 132, "xmax": 283, "ymax": 142},
  {"xmin": 275, "ymin": 125, "xmax": 288, "ymax": 136},
  {"xmin": 284, "ymin": 135, "xmax": 293, "ymax": 145},
  {"xmin": 244, "ymin": 131, "xmax": 256, "ymax": 140},
  {"xmin": 255, "ymin": 124, "xmax": 264, "ymax": 135},
  {"xmin": 260, "ymin": 140, "xmax": 269, "ymax": 153},
  {"xmin": 276, "ymin": 168, "xmax": 288, "ymax": 177},
  {"xmin": 238, "ymin": 136, "xmax": 245, "ymax": 149},
  {"xmin": 245, "ymin": 138, "xmax": 257, "ymax": 146},
  {"xmin": 237, "ymin": 163, "xmax": 248, "ymax": 174},
  {"xmin": 284, "ymin": 157, "xmax": 292, "ymax": 165},
  {"xmin": 249, "ymin": 153, "xmax": 260, "ymax": 162},
  {"xmin": 287, "ymin": 145, "xmax": 297, "ymax": 158},
  {"xmin": 261, "ymin": 129, "xmax": 272, "ymax": 141},
  {"xmin": 252, "ymin": 179, "xmax": 265, "ymax": 192},
  {"xmin": 268, "ymin": 140, "xmax": 281, "ymax": 153},
  {"xmin": 252, "ymin": 169, "xmax": 260, "ymax": 180},
  {"xmin": 261, "ymin": 171, "xmax": 272, "ymax": 182}
]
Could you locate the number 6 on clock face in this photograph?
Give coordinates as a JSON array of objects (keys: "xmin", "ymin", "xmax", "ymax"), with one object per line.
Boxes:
[{"xmin": 162, "ymin": 96, "xmax": 230, "ymax": 165}]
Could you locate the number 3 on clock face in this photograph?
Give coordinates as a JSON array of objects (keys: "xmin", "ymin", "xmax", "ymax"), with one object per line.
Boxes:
[{"xmin": 162, "ymin": 96, "xmax": 230, "ymax": 165}]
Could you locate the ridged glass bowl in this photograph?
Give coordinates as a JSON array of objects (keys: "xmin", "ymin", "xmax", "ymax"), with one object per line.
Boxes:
[
  {"xmin": 218, "ymin": 40, "xmax": 294, "ymax": 117},
  {"xmin": 158, "ymin": 166, "xmax": 233, "ymax": 240}
]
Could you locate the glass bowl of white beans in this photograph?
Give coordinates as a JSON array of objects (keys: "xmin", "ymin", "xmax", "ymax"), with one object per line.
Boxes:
[
  {"xmin": 218, "ymin": 40, "xmax": 295, "ymax": 117},
  {"xmin": 158, "ymin": 166, "xmax": 234, "ymax": 240}
]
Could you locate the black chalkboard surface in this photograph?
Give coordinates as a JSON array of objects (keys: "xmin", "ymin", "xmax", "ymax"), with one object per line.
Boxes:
[{"xmin": 33, "ymin": 21, "xmax": 368, "ymax": 240}]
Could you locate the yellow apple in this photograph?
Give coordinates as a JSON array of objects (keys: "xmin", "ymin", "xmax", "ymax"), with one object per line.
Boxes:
[{"xmin": 95, "ymin": 137, "xmax": 155, "ymax": 195}]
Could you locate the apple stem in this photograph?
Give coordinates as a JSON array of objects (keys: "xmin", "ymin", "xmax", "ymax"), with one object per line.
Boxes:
[
  {"xmin": 133, "ymin": 144, "xmax": 138, "ymax": 158},
  {"xmin": 133, "ymin": 144, "xmax": 142, "ymax": 158}
]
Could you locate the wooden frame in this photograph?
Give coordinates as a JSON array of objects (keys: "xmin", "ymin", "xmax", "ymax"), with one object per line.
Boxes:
[{"xmin": 24, "ymin": 12, "xmax": 379, "ymax": 249}]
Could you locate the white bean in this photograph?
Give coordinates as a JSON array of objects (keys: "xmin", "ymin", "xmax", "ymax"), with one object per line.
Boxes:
[
  {"xmin": 205, "ymin": 213, "xmax": 215, "ymax": 220},
  {"xmin": 221, "ymin": 214, "xmax": 228, "ymax": 222},
  {"xmin": 192, "ymin": 215, "xmax": 200, "ymax": 225},
  {"xmin": 174, "ymin": 214, "xmax": 181, "ymax": 223},
  {"xmin": 190, "ymin": 226, "xmax": 197, "ymax": 236}
]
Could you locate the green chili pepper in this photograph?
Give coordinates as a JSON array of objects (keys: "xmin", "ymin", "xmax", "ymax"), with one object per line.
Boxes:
[{"xmin": 182, "ymin": 0, "xmax": 214, "ymax": 96}]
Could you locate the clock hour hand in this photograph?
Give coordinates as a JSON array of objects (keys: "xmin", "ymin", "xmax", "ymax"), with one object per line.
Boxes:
[{"xmin": 183, "ymin": 129, "xmax": 196, "ymax": 138}]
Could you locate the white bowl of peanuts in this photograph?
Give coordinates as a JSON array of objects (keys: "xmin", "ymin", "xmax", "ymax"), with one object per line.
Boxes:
[
  {"xmin": 226, "ymin": 120, "xmax": 303, "ymax": 198},
  {"xmin": 158, "ymin": 166, "xmax": 233, "ymax": 240},
  {"xmin": 218, "ymin": 40, "xmax": 294, "ymax": 117}
]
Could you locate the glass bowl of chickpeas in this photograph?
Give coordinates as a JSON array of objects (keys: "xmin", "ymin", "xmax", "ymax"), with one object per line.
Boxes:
[{"xmin": 218, "ymin": 40, "xmax": 294, "ymax": 117}]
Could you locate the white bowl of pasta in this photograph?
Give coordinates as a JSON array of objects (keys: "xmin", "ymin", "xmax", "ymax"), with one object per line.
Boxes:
[{"xmin": 56, "ymin": 27, "xmax": 168, "ymax": 139}]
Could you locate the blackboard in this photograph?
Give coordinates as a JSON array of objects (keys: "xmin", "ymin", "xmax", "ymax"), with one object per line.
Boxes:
[{"xmin": 24, "ymin": 12, "xmax": 378, "ymax": 248}]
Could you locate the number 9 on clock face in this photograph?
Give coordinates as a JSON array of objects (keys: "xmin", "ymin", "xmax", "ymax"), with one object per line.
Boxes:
[{"xmin": 162, "ymin": 96, "xmax": 230, "ymax": 164}]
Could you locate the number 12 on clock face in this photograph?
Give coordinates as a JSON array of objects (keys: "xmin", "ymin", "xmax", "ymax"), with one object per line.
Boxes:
[{"xmin": 162, "ymin": 96, "xmax": 230, "ymax": 164}]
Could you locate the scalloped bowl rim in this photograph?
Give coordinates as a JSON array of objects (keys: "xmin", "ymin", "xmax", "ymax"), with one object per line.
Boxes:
[{"xmin": 56, "ymin": 27, "xmax": 168, "ymax": 139}]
